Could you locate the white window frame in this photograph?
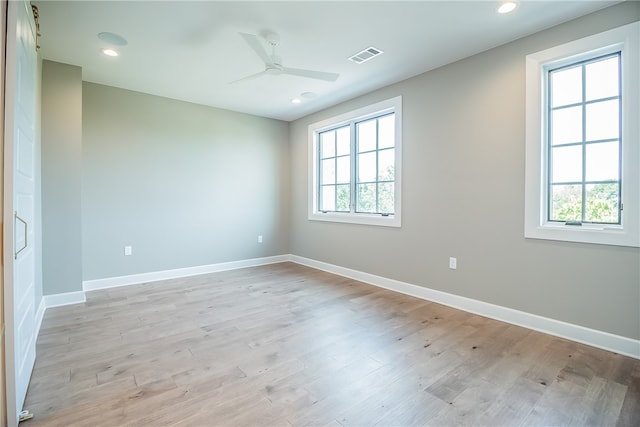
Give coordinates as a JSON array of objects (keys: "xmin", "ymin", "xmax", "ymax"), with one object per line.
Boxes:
[
  {"xmin": 524, "ymin": 22, "xmax": 639, "ymax": 247},
  {"xmin": 308, "ymin": 96, "xmax": 402, "ymax": 227}
]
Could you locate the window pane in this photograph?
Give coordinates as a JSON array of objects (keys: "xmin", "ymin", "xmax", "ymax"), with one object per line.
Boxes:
[
  {"xmin": 336, "ymin": 184, "xmax": 350, "ymax": 212},
  {"xmin": 321, "ymin": 158, "xmax": 335, "ymax": 185},
  {"xmin": 357, "ymin": 119, "xmax": 376, "ymax": 152},
  {"xmin": 586, "ymin": 141, "xmax": 619, "ymax": 182},
  {"xmin": 551, "ymin": 145, "xmax": 582, "ymax": 183},
  {"xmin": 378, "ymin": 183, "xmax": 394, "ymax": 214},
  {"xmin": 550, "ymin": 184, "xmax": 582, "ymax": 221},
  {"xmin": 585, "ymin": 183, "xmax": 619, "ymax": 223},
  {"xmin": 336, "ymin": 156, "xmax": 350, "ymax": 184},
  {"xmin": 586, "ymin": 56, "xmax": 619, "ymax": 101},
  {"xmin": 551, "ymin": 66, "xmax": 582, "ymax": 107},
  {"xmin": 336, "ymin": 126, "xmax": 350, "ymax": 156},
  {"xmin": 551, "ymin": 106, "xmax": 582, "ymax": 145},
  {"xmin": 378, "ymin": 148, "xmax": 394, "ymax": 181},
  {"xmin": 321, "ymin": 186, "xmax": 335, "ymax": 211},
  {"xmin": 586, "ymin": 99, "xmax": 618, "ymax": 141},
  {"xmin": 378, "ymin": 114, "xmax": 395, "ymax": 149},
  {"xmin": 358, "ymin": 152, "xmax": 377, "ymax": 183},
  {"xmin": 320, "ymin": 131, "xmax": 335, "ymax": 158},
  {"xmin": 357, "ymin": 183, "xmax": 376, "ymax": 213}
]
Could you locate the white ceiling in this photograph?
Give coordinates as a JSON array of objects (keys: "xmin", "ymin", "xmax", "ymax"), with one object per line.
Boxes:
[{"xmin": 33, "ymin": 0, "xmax": 620, "ymax": 121}]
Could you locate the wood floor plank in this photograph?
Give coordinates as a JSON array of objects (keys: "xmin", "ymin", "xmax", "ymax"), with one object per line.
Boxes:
[
  {"xmin": 23, "ymin": 262, "xmax": 639, "ymax": 426},
  {"xmin": 617, "ymin": 362, "xmax": 640, "ymax": 426}
]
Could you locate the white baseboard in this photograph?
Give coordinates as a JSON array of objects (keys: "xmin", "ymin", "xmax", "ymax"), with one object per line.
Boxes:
[
  {"xmin": 44, "ymin": 291, "xmax": 86, "ymax": 308},
  {"xmin": 83, "ymin": 255, "xmax": 290, "ymax": 291},
  {"xmin": 289, "ymin": 255, "xmax": 640, "ymax": 360}
]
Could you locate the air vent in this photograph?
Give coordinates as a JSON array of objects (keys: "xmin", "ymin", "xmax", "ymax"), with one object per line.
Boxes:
[{"xmin": 348, "ymin": 46, "xmax": 383, "ymax": 64}]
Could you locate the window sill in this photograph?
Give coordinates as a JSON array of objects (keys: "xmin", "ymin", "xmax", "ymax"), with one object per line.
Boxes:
[
  {"xmin": 525, "ymin": 222, "xmax": 638, "ymax": 247},
  {"xmin": 309, "ymin": 211, "xmax": 401, "ymax": 228}
]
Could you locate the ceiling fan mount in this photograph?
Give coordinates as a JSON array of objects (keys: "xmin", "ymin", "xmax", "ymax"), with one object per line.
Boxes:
[
  {"xmin": 231, "ymin": 31, "xmax": 339, "ymax": 84},
  {"xmin": 261, "ymin": 31, "xmax": 280, "ymax": 47}
]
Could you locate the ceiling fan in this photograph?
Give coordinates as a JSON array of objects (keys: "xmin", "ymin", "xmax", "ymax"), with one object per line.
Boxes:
[{"xmin": 231, "ymin": 31, "xmax": 340, "ymax": 84}]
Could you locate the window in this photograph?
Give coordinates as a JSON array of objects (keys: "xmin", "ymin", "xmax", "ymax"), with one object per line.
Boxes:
[
  {"xmin": 308, "ymin": 96, "xmax": 402, "ymax": 227},
  {"xmin": 547, "ymin": 53, "xmax": 621, "ymax": 225},
  {"xmin": 525, "ymin": 22, "xmax": 639, "ymax": 247}
]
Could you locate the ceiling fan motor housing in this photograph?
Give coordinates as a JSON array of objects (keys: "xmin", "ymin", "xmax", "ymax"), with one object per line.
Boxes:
[{"xmin": 262, "ymin": 31, "xmax": 280, "ymax": 47}]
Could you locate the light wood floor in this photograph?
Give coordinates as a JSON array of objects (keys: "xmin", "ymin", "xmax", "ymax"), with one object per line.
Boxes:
[{"xmin": 24, "ymin": 262, "xmax": 639, "ymax": 426}]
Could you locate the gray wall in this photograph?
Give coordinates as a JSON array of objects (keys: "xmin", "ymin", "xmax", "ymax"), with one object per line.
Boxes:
[
  {"xmin": 41, "ymin": 60, "xmax": 83, "ymax": 295},
  {"xmin": 289, "ymin": 3, "xmax": 640, "ymax": 340},
  {"xmin": 81, "ymin": 83, "xmax": 290, "ymax": 280}
]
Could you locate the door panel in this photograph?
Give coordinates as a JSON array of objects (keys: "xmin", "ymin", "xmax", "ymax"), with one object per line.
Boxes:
[
  {"xmin": 17, "ymin": 128, "xmax": 34, "ymax": 178},
  {"xmin": 0, "ymin": 0, "xmax": 8, "ymax": 425},
  {"xmin": 4, "ymin": 0, "xmax": 37, "ymax": 424}
]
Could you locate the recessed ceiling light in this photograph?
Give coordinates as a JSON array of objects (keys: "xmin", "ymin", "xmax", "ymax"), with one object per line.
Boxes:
[
  {"xmin": 102, "ymin": 48, "xmax": 119, "ymax": 57},
  {"xmin": 291, "ymin": 98, "xmax": 302, "ymax": 104},
  {"xmin": 97, "ymin": 32, "xmax": 128, "ymax": 46},
  {"xmin": 498, "ymin": 1, "xmax": 518, "ymax": 14}
]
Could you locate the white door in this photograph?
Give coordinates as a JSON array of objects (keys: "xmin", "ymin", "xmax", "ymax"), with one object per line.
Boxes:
[{"xmin": 4, "ymin": 0, "xmax": 37, "ymax": 425}]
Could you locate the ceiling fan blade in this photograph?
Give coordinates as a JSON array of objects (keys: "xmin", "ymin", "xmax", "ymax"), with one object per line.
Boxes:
[
  {"xmin": 229, "ymin": 70, "xmax": 267, "ymax": 85},
  {"xmin": 239, "ymin": 33, "xmax": 273, "ymax": 65},
  {"xmin": 281, "ymin": 67, "xmax": 339, "ymax": 82}
]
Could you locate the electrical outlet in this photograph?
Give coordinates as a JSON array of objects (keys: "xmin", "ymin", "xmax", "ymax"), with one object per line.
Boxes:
[
  {"xmin": 124, "ymin": 246, "xmax": 132, "ymax": 256},
  {"xmin": 449, "ymin": 257, "xmax": 457, "ymax": 270},
  {"xmin": 257, "ymin": 235, "xmax": 263, "ymax": 243}
]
